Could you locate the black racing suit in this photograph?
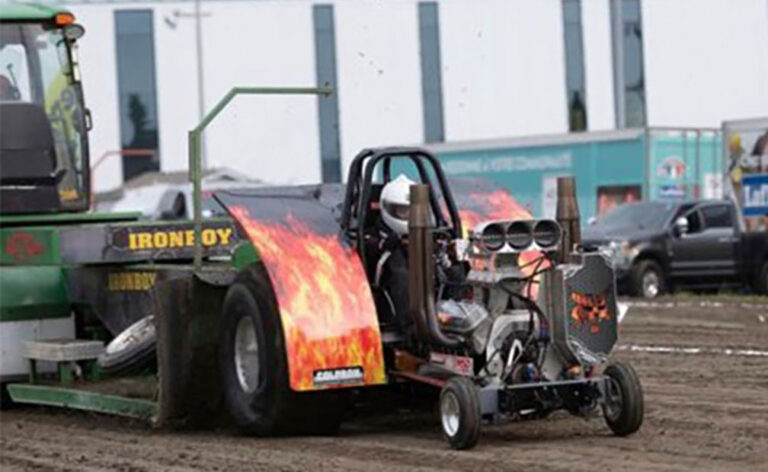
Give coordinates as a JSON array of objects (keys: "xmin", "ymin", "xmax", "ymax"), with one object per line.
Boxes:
[
  {"xmin": 373, "ymin": 221, "xmax": 412, "ymax": 333},
  {"xmin": 373, "ymin": 220, "xmax": 468, "ymax": 335}
]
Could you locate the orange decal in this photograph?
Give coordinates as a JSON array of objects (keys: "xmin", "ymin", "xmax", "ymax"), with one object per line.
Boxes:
[{"xmin": 570, "ymin": 291, "xmax": 611, "ymax": 334}]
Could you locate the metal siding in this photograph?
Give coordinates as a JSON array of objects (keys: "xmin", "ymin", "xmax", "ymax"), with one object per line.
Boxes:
[
  {"xmin": 313, "ymin": 5, "xmax": 342, "ymax": 183},
  {"xmin": 418, "ymin": 2, "xmax": 445, "ymax": 143}
]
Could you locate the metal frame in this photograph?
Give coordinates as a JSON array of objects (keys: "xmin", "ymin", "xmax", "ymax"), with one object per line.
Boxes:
[
  {"xmin": 188, "ymin": 86, "xmax": 332, "ymax": 269},
  {"xmin": 7, "ymin": 383, "xmax": 157, "ymax": 419},
  {"xmin": 478, "ymin": 376, "xmax": 607, "ymax": 416}
]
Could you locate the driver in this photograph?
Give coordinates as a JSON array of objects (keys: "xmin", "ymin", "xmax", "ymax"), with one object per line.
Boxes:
[{"xmin": 374, "ymin": 174, "xmax": 415, "ymax": 332}]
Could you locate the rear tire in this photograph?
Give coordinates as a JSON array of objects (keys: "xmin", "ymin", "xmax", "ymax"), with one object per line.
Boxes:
[
  {"xmin": 602, "ymin": 362, "xmax": 644, "ymax": 436},
  {"xmin": 0, "ymin": 383, "xmax": 16, "ymax": 409},
  {"xmin": 439, "ymin": 377, "xmax": 481, "ymax": 450},
  {"xmin": 756, "ymin": 261, "xmax": 768, "ymax": 295},
  {"xmin": 219, "ymin": 264, "xmax": 343, "ymax": 436},
  {"xmin": 631, "ymin": 260, "xmax": 665, "ymax": 299}
]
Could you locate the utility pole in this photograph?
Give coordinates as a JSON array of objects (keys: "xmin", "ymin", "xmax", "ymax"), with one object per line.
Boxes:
[
  {"xmin": 165, "ymin": 3, "xmax": 209, "ymax": 169},
  {"xmin": 193, "ymin": 0, "xmax": 208, "ymax": 169}
]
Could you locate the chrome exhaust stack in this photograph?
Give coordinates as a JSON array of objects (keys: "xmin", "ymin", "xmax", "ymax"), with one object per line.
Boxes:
[
  {"xmin": 408, "ymin": 184, "xmax": 461, "ymax": 347},
  {"xmin": 555, "ymin": 176, "xmax": 581, "ymax": 261}
]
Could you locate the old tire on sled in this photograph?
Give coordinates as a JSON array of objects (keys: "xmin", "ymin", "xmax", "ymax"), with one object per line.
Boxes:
[
  {"xmin": 602, "ymin": 362, "xmax": 644, "ymax": 436},
  {"xmin": 219, "ymin": 264, "xmax": 343, "ymax": 436},
  {"xmin": 439, "ymin": 376, "xmax": 481, "ymax": 450},
  {"xmin": 99, "ymin": 315, "xmax": 156, "ymax": 376}
]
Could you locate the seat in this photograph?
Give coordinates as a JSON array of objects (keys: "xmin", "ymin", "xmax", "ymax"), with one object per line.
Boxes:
[{"xmin": 0, "ymin": 102, "xmax": 62, "ymax": 213}]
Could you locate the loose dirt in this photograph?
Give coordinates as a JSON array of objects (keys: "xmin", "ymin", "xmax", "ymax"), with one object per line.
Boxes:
[{"xmin": 2, "ymin": 300, "xmax": 767, "ymax": 471}]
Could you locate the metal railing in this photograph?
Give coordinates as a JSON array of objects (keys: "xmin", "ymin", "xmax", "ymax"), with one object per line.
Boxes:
[{"xmin": 188, "ymin": 86, "xmax": 332, "ymax": 269}]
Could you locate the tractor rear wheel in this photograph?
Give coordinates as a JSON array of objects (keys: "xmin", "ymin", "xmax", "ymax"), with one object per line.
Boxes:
[
  {"xmin": 439, "ymin": 376, "xmax": 481, "ymax": 450},
  {"xmin": 602, "ymin": 362, "xmax": 644, "ymax": 436},
  {"xmin": 219, "ymin": 264, "xmax": 343, "ymax": 436}
]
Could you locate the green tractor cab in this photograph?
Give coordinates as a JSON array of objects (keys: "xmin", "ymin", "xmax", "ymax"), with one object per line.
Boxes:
[{"xmin": 1, "ymin": 4, "xmax": 90, "ymax": 215}]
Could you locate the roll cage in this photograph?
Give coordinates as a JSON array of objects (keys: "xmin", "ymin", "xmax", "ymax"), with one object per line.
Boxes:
[{"xmin": 340, "ymin": 147, "xmax": 463, "ymax": 263}]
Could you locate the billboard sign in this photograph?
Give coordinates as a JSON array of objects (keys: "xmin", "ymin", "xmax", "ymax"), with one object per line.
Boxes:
[{"xmin": 741, "ymin": 173, "xmax": 768, "ymax": 216}]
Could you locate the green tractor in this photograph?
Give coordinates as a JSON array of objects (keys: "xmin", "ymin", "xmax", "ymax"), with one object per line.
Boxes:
[
  {"xmin": 0, "ymin": 4, "xmax": 239, "ymax": 413},
  {"xmin": 0, "ymin": 3, "xmax": 104, "ymax": 398}
]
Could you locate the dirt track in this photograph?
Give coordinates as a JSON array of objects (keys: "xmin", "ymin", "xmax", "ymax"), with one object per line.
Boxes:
[{"xmin": 2, "ymin": 299, "xmax": 767, "ymax": 471}]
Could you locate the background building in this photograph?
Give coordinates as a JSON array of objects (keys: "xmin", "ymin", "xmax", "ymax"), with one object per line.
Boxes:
[{"xmin": 45, "ymin": 0, "xmax": 768, "ymax": 192}]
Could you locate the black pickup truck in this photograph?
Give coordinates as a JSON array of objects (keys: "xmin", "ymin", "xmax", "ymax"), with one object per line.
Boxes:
[{"xmin": 582, "ymin": 200, "xmax": 768, "ymax": 298}]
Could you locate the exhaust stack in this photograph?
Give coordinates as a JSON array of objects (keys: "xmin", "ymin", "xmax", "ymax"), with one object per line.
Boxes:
[
  {"xmin": 556, "ymin": 177, "xmax": 581, "ymax": 261},
  {"xmin": 408, "ymin": 184, "xmax": 461, "ymax": 347}
]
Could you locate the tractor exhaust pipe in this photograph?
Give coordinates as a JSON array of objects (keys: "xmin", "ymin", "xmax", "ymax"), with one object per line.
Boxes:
[
  {"xmin": 408, "ymin": 185, "xmax": 461, "ymax": 348},
  {"xmin": 556, "ymin": 176, "xmax": 581, "ymax": 262}
]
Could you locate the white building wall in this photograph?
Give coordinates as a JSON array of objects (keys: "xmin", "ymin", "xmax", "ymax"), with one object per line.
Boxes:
[
  {"xmin": 334, "ymin": 0, "xmax": 424, "ymax": 172},
  {"xmin": 642, "ymin": 0, "xmax": 768, "ymax": 128},
  {"xmin": 152, "ymin": 2, "xmax": 200, "ymax": 176},
  {"xmin": 69, "ymin": 0, "xmax": 768, "ymax": 192},
  {"xmin": 200, "ymin": 1, "xmax": 320, "ymax": 185},
  {"xmin": 439, "ymin": 0, "xmax": 568, "ymax": 141},
  {"xmin": 69, "ymin": 5, "xmax": 122, "ymax": 192},
  {"xmin": 581, "ymin": 0, "xmax": 616, "ymax": 131}
]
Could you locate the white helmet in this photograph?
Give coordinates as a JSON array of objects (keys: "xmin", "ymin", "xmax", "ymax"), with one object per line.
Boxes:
[{"xmin": 380, "ymin": 174, "xmax": 416, "ymax": 236}]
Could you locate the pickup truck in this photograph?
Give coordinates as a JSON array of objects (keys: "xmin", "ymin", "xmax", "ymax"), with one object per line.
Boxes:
[{"xmin": 581, "ymin": 200, "xmax": 768, "ymax": 298}]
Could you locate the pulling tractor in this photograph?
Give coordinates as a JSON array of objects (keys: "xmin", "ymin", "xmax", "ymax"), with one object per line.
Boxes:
[{"xmin": 0, "ymin": 5, "xmax": 643, "ymax": 449}]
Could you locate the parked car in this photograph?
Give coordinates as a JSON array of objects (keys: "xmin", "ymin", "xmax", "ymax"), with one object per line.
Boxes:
[{"xmin": 582, "ymin": 200, "xmax": 768, "ymax": 298}]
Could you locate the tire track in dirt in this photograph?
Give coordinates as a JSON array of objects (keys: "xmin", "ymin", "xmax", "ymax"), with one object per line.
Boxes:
[{"xmin": 2, "ymin": 302, "xmax": 767, "ymax": 471}]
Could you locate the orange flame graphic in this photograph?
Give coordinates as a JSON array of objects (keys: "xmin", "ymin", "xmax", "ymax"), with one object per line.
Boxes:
[
  {"xmin": 570, "ymin": 291, "xmax": 611, "ymax": 334},
  {"xmin": 229, "ymin": 206, "xmax": 386, "ymax": 391}
]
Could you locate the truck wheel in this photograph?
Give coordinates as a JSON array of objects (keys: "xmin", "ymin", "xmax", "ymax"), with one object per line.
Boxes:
[
  {"xmin": 631, "ymin": 260, "xmax": 665, "ymax": 299},
  {"xmin": 757, "ymin": 261, "xmax": 768, "ymax": 294},
  {"xmin": 219, "ymin": 265, "xmax": 343, "ymax": 436},
  {"xmin": 602, "ymin": 362, "xmax": 644, "ymax": 436},
  {"xmin": 439, "ymin": 377, "xmax": 481, "ymax": 450}
]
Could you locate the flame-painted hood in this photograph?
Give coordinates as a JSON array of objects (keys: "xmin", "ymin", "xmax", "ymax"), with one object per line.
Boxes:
[
  {"xmin": 216, "ymin": 185, "xmax": 386, "ymax": 392},
  {"xmin": 214, "ymin": 180, "xmax": 538, "ymax": 391}
]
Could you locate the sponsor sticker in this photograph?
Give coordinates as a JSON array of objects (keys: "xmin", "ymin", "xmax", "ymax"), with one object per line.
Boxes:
[
  {"xmin": 312, "ymin": 367, "xmax": 364, "ymax": 386},
  {"xmin": 108, "ymin": 272, "xmax": 158, "ymax": 291}
]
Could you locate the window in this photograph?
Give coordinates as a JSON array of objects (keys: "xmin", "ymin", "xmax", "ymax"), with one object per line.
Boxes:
[
  {"xmin": 562, "ymin": 0, "xmax": 587, "ymax": 132},
  {"xmin": 610, "ymin": 0, "xmax": 646, "ymax": 128},
  {"xmin": 685, "ymin": 210, "xmax": 703, "ymax": 234},
  {"xmin": 313, "ymin": 5, "xmax": 341, "ymax": 183},
  {"xmin": 115, "ymin": 10, "xmax": 160, "ymax": 181},
  {"xmin": 701, "ymin": 205, "xmax": 733, "ymax": 229},
  {"xmin": 418, "ymin": 2, "xmax": 445, "ymax": 142},
  {"xmin": 0, "ymin": 43, "xmax": 32, "ymax": 101}
]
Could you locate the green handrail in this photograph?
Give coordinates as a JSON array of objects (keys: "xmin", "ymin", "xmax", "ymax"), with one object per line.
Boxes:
[{"xmin": 188, "ymin": 86, "xmax": 333, "ymax": 269}]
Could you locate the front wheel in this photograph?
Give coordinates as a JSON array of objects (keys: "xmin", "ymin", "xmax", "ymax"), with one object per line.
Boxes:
[
  {"xmin": 439, "ymin": 377, "xmax": 481, "ymax": 450},
  {"xmin": 219, "ymin": 265, "xmax": 343, "ymax": 436},
  {"xmin": 602, "ymin": 362, "xmax": 644, "ymax": 436},
  {"xmin": 631, "ymin": 260, "xmax": 665, "ymax": 299}
]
